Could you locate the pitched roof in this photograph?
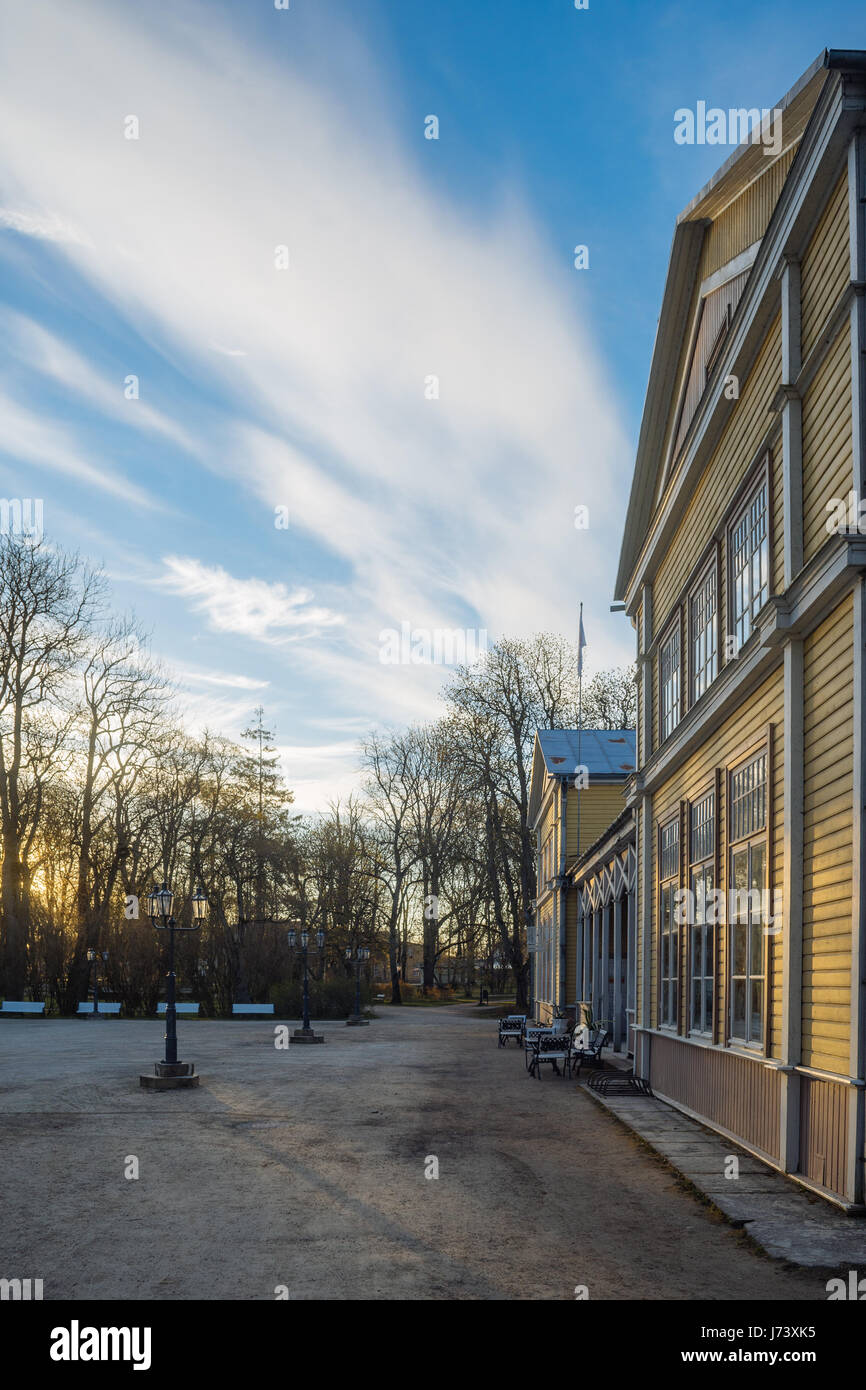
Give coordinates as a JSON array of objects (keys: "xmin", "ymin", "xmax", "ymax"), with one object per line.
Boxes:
[
  {"xmin": 614, "ymin": 50, "xmax": 857, "ymax": 604},
  {"xmin": 536, "ymin": 728, "xmax": 636, "ymax": 778}
]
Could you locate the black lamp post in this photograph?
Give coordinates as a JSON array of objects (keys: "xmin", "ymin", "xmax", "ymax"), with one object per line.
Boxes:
[
  {"xmin": 85, "ymin": 949, "xmax": 109, "ymax": 1018},
  {"xmin": 345, "ymin": 944, "xmax": 370, "ymax": 1026},
  {"xmin": 287, "ymin": 925, "xmax": 325, "ymax": 1044},
  {"xmin": 139, "ymin": 882, "xmax": 208, "ymax": 1089}
]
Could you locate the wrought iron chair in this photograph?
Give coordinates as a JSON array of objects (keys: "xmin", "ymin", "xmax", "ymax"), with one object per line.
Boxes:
[
  {"xmin": 571, "ymin": 1026, "xmax": 611, "ymax": 1078},
  {"xmin": 498, "ymin": 1013, "xmax": 527, "ymax": 1047},
  {"xmin": 523, "ymin": 1024, "xmax": 553, "ymax": 1070},
  {"xmin": 528, "ymin": 1031, "xmax": 574, "ymax": 1079}
]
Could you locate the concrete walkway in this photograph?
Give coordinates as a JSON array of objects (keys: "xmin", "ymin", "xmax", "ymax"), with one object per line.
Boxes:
[
  {"xmin": 0, "ymin": 1006, "xmax": 850, "ymax": 1299},
  {"xmin": 584, "ymin": 1084, "xmax": 866, "ymax": 1267}
]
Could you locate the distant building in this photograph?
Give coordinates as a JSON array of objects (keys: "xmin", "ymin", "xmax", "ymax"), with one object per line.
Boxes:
[
  {"xmin": 568, "ymin": 807, "xmax": 636, "ymax": 1056},
  {"xmin": 528, "ymin": 728, "xmax": 636, "ymax": 1025}
]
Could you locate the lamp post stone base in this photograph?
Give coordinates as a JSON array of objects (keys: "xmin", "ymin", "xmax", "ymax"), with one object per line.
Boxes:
[
  {"xmin": 346, "ymin": 1016, "xmax": 370, "ymax": 1026},
  {"xmin": 290, "ymin": 1029, "xmax": 325, "ymax": 1044},
  {"xmin": 140, "ymin": 1061, "xmax": 200, "ymax": 1089}
]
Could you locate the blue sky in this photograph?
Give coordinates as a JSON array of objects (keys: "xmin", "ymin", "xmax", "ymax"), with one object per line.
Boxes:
[{"xmin": 0, "ymin": 0, "xmax": 863, "ymax": 810}]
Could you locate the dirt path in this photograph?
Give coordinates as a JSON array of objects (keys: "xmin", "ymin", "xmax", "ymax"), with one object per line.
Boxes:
[{"xmin": 0, "ymin": 1007, "xmax": 828, "ymax": 1300}]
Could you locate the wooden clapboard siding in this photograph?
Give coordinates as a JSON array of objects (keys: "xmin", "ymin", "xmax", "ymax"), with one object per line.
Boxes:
[
  {"xmin": 568, "ymin": 783, "xmax": 626, "ymax": 858},
  {"xmin": 697, "ymin": 146, "xmax": 798, "ymax": 282},
  {"xmin": 802, "ymin": 595, "xmax": 854, "ymax": 1074},
  {"xmin": 800, "ymin": 170, "xmax": 850, "ymax": 360},
  {"xmin": 802, "ymin": 322, "xmax": 854, "ymax": 564},
  {"xmin": 648, "ymin": 668, "xmax": 784, "ymax": 1035},
  {"xmin": 653, "ymin": 315, "xmax": 782, "ymax": 642}
]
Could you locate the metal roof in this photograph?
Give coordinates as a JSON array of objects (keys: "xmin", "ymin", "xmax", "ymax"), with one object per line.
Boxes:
[{"xmin": 536, "ymin": 728, "xmax": 636, "ymax": 778}]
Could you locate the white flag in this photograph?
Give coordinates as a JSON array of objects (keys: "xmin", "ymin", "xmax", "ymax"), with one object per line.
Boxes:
[{"xmin": 577, "ymin": 610, "xmax": 587, "ymax": 677}]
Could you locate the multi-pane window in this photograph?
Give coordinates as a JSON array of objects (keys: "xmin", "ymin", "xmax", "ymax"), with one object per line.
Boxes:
[
  {"xmin": 660, "ymin": 623, "xmax": 681, "ymax": 742},
  {"xmin": 690, "ymin": 564, "xmax": 717, "ymax": 702},
  {"xmin": 730, "ymin": 480, "xmax": 769, "ymax": 651},
  {"xmin": 729, "ymin": 752, "xmax": 767, "ymax": 1045},
  {"xmin": 730, "ymin": 752, "xmax": 767, "ymax": 843},
  {"xmin": 659, "ymin": 818, "xmax": 680, "ymax": 1028},
  {"xmin": 689, "ymin": 792, "xmax": 715, "ymax": 1036},
  {"xmin": 540, "ymin": 834, "xmax": 554, "ymax": 889}
]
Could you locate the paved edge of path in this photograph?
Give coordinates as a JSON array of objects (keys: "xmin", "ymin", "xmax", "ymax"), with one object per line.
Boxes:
[{"xmin": 580, "ymin": 1084, "xmax": 866, "ymax": 1269}]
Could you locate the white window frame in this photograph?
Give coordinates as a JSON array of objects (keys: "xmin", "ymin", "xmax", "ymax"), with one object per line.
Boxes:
[
  {"xmin": 658, "ymin": 817, "xmax": 680, "ymax": 1030},
  {"xmin": 728, "ymin": 750, "xmax": 768, "ymax": 1048},
  {"xmin": 659, "ymin": 618, "xmax": 681, "ymax": 743},
  {"xmin": 689, "ymin": 559, "xmax": 718, "ymax": 704},
  {"xmin": 729, "ymin": 474, "xmax": 770, "ymax": 652},
  {"xmin": 688, "ymin": 790, "xmax": 716, "ymax": 1037}
]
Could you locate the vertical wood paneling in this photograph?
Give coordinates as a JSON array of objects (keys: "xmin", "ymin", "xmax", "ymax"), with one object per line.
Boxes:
[
  {"xmin": 698, "ymin": 147, "xmax": 798, "ymax": 281},
  {"xmin": 798, "ymin": 1074, "xmax": 849, "ymax": 1196},
  {"xmin": 649, "ymin": 1033, "xmax": 781, "ymax": 1158}
]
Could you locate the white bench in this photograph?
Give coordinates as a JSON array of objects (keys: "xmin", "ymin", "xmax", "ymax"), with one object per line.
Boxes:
[
  {"xmin": 157, "ymin": 1003, "xmax": 200, "ymax": 1015},
  {"xmin": 1, "ymin": 1001, "xmax": 45, "ymax": 1015},
  {"xmin": 77, "ymin": 1002, "xmax": 122, "ymax": 1015},
  {"xmin": 232, "ymin": 1003, "xmax": 274, "ymax": 1015}
]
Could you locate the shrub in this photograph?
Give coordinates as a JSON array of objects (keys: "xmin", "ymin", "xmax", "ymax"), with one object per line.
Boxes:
[{"xmin": 268, "ymin": 975, "xmax": 372, "ymax": 1019}]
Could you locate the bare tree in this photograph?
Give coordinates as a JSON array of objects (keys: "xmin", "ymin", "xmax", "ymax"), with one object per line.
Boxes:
[
  {"xmin": 0, "ymin": 536, "xmax": 101, "ymax": 996},
  {"xmin": 581, "ymin": 665, "xmax": 637, "ymax": 729},
  {"xmin": 362, "ymin": 730, "xmax": 420, "ymax": 1004}
]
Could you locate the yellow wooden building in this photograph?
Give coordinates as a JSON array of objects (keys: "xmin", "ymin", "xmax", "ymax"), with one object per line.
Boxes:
[
  {"xmin": 615, "ymin": 50, "xmax": 866, "ymax": 1207},
  {"xmin": 528, "ymin": 729, "xmax": 635, "ymax": 1025}
]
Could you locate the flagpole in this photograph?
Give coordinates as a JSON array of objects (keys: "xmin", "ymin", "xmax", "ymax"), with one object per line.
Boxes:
[{"xmin": 576, "ymin": 602, "xmax": 583, "ymax": 857}]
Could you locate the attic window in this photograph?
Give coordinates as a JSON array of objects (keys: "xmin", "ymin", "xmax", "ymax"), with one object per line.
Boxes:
[{"xmin": 704, "ymin": 303, "xmax": 732, "ymax": 385}]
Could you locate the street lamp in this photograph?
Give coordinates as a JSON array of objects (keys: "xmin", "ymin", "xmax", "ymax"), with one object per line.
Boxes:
[
  {"xmin": 345, "ymin": 944, "xmax": 371, "ymax": 1026},
  {"xmin": 139, "ymin": 882, "xmax": 208, "ymax": 1090},
  {"xmin": 85, "ymin": 949, "xmax": 109, "ymax": 1018},
  {"xmin": 287, "ymin": 924, "xmax": 325, "ymax": 1044}
]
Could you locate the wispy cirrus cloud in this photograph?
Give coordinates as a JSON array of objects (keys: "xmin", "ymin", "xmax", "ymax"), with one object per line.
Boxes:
[
  {"xmin": 0, "ymin": 392, "xmax": 160, "ymax": 510},
  {"xmin": 178, "ymin": 668, "xmax": 270, "ymax": 691},
  {"xmin": 0, "ymin": 208, "xmax": 91, "ymax": 244},
  {"xmin": 0, "ymin": 0, "xmax": 635, "ymax": 807},
  {"xmin": 5, "ymin": 314, "xmax": 200, "ymax": 457},
  {"xmin": 157, "ymin": 556, "xmax": 344, "ymax": 645}
]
